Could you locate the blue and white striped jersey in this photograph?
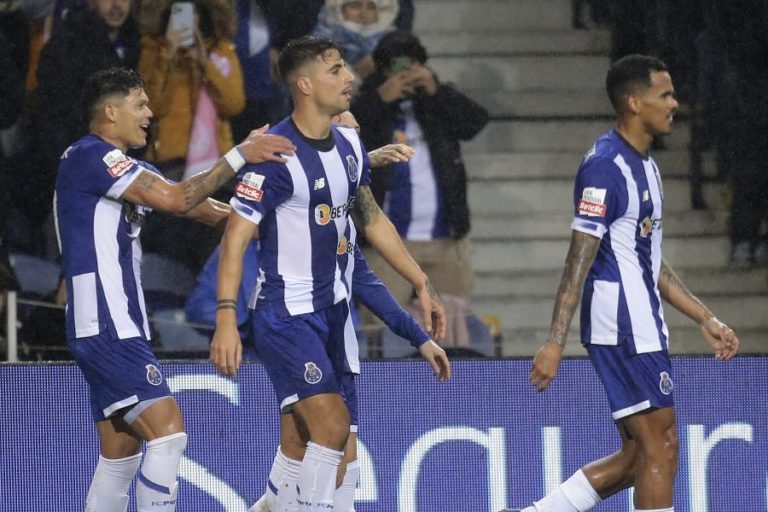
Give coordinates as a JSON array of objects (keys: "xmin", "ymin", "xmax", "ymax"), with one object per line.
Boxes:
[
  {"xmin": 233, "ymin": 117, "xmax": 371, "ymax": 316},
  {"xmin": 383, "ymin": 100, "xmax": 449, "ymax": 240},
  {"xmin": 571, "ymin": 130, "xmax": 669, "ymax": 354},
  {"xmin": 55, "ymin": 134, "xmax": 160, "ymax": 341}
]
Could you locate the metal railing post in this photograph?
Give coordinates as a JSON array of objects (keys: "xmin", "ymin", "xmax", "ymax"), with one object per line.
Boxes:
[{"xmin": 6, "ymin": 291, "xmax": 18, "ymax": 362}]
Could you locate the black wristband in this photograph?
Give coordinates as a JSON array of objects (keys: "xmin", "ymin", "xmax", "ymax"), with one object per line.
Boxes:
[{"xmin": 216, "ymin": 299, "xmax": 237, "ymax": 311}]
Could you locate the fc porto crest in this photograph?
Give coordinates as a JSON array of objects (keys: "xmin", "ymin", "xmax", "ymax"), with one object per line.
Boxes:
[
  {"xmin": 346, "ymin": 155, "xmax": 358, "ymax": 182},
  {"xmin": 304, "ymin": 362, "xmax": 323, "ymax": 384},
  {"xmin": 146, "ymin": 364, "xmax": 163, "ymax": 386},
  {"xmin": 659, "ymin": 371, "xmax": 673, "ymax": 395}
]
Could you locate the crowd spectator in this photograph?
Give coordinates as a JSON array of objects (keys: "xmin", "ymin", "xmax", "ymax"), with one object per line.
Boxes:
[
  {"xmin": 137, "ymin": 0, "xmax": 245, "ymax": 273},
  {"xmin": 351, "ymin": 30, "xmax": 488, "ymax": 340},
  {"xmin": 29, "ymin": 0, "xmax": 140, "ymax": 234},
  {"xmin": 313, "ymin": 0, "xmax": 399, "ymax": 77}
]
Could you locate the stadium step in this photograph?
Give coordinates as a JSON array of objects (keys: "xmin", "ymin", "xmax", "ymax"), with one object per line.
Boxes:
[
  {"xmin": 473, "ymin": 267, "xmax": 768, "ymax": 299},
  {"xmin": 464, "ymin": 150, "xmax": 717, "ymax": 180},
  {"xmin": 467, "ymin": 177, "xmax": 728, "ymax": 215},
  {"xmin": 462, "ymin": 119, "xmax": 691, "ymax": 152},
  {"xmin": 420, "ymin": 30, "xmax": 610, "ymax": 57},
  {"xmin": 471, "ymin": 209, "xmax": 729, "ymax": 239},
  {"xmin": 472, "ymin": 236, "xmax": 733, "ymax": 272},
  {"xmin": 414, "ymin": 0, "xmax": 572, "ymax": 33}
]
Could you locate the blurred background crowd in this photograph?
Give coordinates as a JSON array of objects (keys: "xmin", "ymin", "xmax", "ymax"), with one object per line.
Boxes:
[{"xmin": 0, "ymin": 0, "xmax": 766, "ymax": 361}]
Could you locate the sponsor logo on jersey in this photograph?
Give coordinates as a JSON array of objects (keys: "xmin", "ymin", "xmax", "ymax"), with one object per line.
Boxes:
[
  {"xmin": 102, "ymin": 149, "xmax": 133, "ymax": 177},
  {"xmin": 235, "ymin": 172, "xmax": 265, "ymax": 202},
  {"xmin": 337, "ymin": 235, "xmax": 354, "ymax": 255},
  {"xmin": 145, "ymin": 364, "xmax": 163, "ymax": 386},
  {"xmin": 315, "ymin": 198, "xmax": 353, "ymax": 226},
  {"xmin": 659, "ymin": 371, "xmax": 673, "ymax": 395},
  {"xmin": 346, "ymin": 155, "xmax": 359, "ymax": 182},
  {"xmin": 639, "ymin": 217, "xmax": 662, "ymax": 238},
  {"xmin": 577, "ymin": 187, "xmax": 607, "ymax": 217},
  {"xmin": 314, "ymin": 177, "xmax": 326, "ymax": 190},
  {"xmin": 304, "ymin": 362, "xmax": 323, "ymax": 384}
]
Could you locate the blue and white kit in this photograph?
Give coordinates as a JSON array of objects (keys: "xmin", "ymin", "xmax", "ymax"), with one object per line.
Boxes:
[{"xmin": 570, "ymin": 130, "xmax": 674, "ymax": 420}]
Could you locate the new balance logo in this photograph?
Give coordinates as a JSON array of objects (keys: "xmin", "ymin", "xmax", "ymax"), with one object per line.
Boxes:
[
  {"xmin": 314, "ymin": 178, "xmax": 326, "ymax": 190},
  {"xmin": 643, "ymin": 190, "xmax": 650, "ymax": 201}
]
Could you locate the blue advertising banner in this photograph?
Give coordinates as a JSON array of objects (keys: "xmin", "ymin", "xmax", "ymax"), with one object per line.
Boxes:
[{"xmin": 1, "ymin": 357, "xmax": 765, "ymax": 511}]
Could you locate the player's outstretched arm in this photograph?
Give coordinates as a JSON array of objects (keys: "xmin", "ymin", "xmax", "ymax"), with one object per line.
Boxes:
[
  {"xmin": 530, "ymin": 230, "xmax": 600, "ymax": 392},
  {"xmin": 658, "ymin": 259, "xmax": 740, "ymax": 360},
  {"xmin": 352, "ymin": 186, "xmax": 446, "ymax": 340},
  {"xmin": 122, "ymin": 125, "xmax": 295, "ymax": 214},
  {"xmin": 418, "ymin": 340, "xmax": 452, "ymax": 383},
  {"xmin": 367, "ymin": 143, "xmax": 414, "ymax": 167},
  {"xmin": 210, "ymin": 212, "xmax": 259, "ymax": 376}
]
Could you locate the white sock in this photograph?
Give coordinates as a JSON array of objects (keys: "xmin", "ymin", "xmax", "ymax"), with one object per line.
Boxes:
[
  {"xmin": 333, "ymin": 460, "xmax": 359, "ymax": 512},
  {"xmin": 296, "ymin": 442, "xmax": 343, "ymax": 512},
  {"xmin": 529, "ymin": 470, "xmax": 600, "ymax": 512},
  {"xmin": 250, "ymin": 448, "xmax": 303, "ymax": 512},
  {"xmin": 85, "ymin": 453, "xmax": 142, "ymax": 512},
  {"xmin": 136, "ymin": 432, "xmax": 188, "ymax": 511}
]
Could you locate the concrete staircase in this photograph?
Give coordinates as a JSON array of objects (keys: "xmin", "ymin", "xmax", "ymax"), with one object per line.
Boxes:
[{"xmin": 414, "ymin": 0, "xmax": 768, "ymax": 356}]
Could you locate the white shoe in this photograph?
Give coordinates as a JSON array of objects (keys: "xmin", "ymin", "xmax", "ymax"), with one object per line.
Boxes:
[{"xmin": 248, "ymin": 494, "xmax": 272, "ymax": 512}]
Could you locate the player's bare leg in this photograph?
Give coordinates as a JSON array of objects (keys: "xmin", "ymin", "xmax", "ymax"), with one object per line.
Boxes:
[
  {"xmin": 582, "ymin": 421, "xmax": 637, "ymax": 498},
  {"xmin": 291, "ymin": 393, "xmax": 349, "ymax": 511},
  {"xmin": 621, "ymin": 407, "xmax": 678, "ymax": 510},
  {"xmin": 130, "ymin": 397, "xmax": 188, "ymax": 512},
  {"xmin": 334, "ymin": 432, "xmax": 359, "ymax": 511}
]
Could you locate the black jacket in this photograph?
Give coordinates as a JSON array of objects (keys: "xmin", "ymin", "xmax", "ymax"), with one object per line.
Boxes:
[
  {"xmin": 34, "ymin": 7, "xmax": 141, "ymax": 165},
  {"xmin": 351, "ymin": 73, "xmax": 489, "ymax": 239}
]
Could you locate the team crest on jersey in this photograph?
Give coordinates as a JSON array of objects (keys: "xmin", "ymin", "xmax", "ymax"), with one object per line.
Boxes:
[
  {"xmin": 346, "ymin": 155, "xmax": 358, "ymax": 182},
  {"xmin": 659, "ymin": 371, "xmax": 673, "ymax": 395},
  {"xmin": 577, "ymin": 187, "xmax": 607, "ymax": 217},
  {"xmin": 235, "ymin": 172, "xmax": 265, "ymax": 202},
  {"xmin": 145, "ymin": 364, "xmax": 163, "ymax": 386},
  {"xmin": 304, "ymin": 362, "xmax": 323, "ymax": 384}
]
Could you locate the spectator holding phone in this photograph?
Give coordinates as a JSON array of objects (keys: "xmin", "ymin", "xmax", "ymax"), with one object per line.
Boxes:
[
  {"xmin": 137, "ymin": 0, "xmax": 245, "ymax": 273},
  {"xmin": 351, "ymin": 30, "xmax": 489, "ymax": 342}
]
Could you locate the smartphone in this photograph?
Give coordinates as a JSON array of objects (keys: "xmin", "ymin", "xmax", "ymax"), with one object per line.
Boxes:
[
  {"xmin": 170, "ymin": 2, "xmax": 195, "ymax": 47},
  {"xmin": 390, "ymin": 56, "xmax": 412, "ymax": 73}
]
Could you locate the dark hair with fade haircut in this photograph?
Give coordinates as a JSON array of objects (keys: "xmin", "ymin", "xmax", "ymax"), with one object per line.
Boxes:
[
  {"xmin": 82, "ymin": 67, "xmax": 145, "ymax": 123},
  {"xmin": 372, "ymin": 30, "xmax": 428, "ymax": 72},
  {"xmin": 277, "ymin": 36, "xmax": 343, "ymax": 84},
  {"xmin": 605, "ymin": 54, "xmax": 668, "ymax": 113}
]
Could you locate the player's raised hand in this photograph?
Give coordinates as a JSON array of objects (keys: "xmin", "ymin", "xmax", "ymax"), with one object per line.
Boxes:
[
  {"xmin": 529, "ymin": 340, "xmax": 564, "ymax": 392},
  {"xmin": 237, "ymin": 125, "xmax": 296, "ymax": 165},
  {"xmin": 415, "ymin": 280, "xmax": 446, "ymax": 341},
  {"xmin": 700, "ymin": 316, "xmax": 740, "ymax": 361},
  {"xmin": 418, "ymin": 340, "xmax": 451, "ymax": 383},
  {"xmin": 210, "ymin": 324, "xmax": 243, "ymax": 377},
  {"xmin": 368, "ymin": 143, "xmax": 414, "ymax": 167}
]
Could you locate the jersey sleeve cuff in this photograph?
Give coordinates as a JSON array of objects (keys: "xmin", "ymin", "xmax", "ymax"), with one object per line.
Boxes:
[
  {"xmin": 230, "ymin": 197, "xmax": 264, "ymax": 225},
  {"xmin": 570, "ymin": 217, "xmax": 607, "ymax": 238},
  {"xmin": 108, "ymin": 164, "xmax": 145, "ymax": 199}
]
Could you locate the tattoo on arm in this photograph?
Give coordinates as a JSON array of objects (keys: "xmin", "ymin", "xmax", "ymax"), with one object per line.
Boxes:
[
  {"xmin": 659, "ymin": 259, "xmax": 691, "ymax": 298},
  {"xmin": 352, "ymin": 186, "xmax": 381, "ymax": 228},
  {"xmin": 549, "ymin": 231, "xmax": 600, "ymax": 347},
  {"xmin": 178, "ymin": 160, "xmax": 233, "ymax": 211},
  {"xmin": 133, "ymin": 171, "xmax": 161, "ymax": 192}
]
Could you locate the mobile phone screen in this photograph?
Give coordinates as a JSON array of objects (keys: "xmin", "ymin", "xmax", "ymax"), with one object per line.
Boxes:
[{"xmin": 170, "ymin": 2, "xmax": 195, "ymax": 47}]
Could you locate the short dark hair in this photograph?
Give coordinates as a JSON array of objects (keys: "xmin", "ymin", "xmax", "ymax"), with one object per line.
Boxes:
[
  {"xmin": 372, "ymin": 30, "xmax": 428, "ymax": 72},
  {"xmin": 278, "ymin": 36, "xmax": 343, "ymax": 83},
  {"xmin": 606, "ymin": 54, "xmax": 668, "ymax": 112},
  {"xmin": 82, "ymin": 67, "xmax": 144, "ymax": 122}
]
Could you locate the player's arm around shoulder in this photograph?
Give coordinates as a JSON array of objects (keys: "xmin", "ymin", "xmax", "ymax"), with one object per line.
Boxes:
[
  {"xmin": 121, "ymin": 126, "xmax": 295, "ymax": 214},
  {"xmin": 658, "ymin": 259, "xmax": 740, "ymax": 360}
]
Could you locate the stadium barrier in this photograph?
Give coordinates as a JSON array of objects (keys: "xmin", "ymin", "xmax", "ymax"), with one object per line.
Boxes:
[{"xmin": 1, "ymin": 357, "xmax": 765, "ymax": 511}]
